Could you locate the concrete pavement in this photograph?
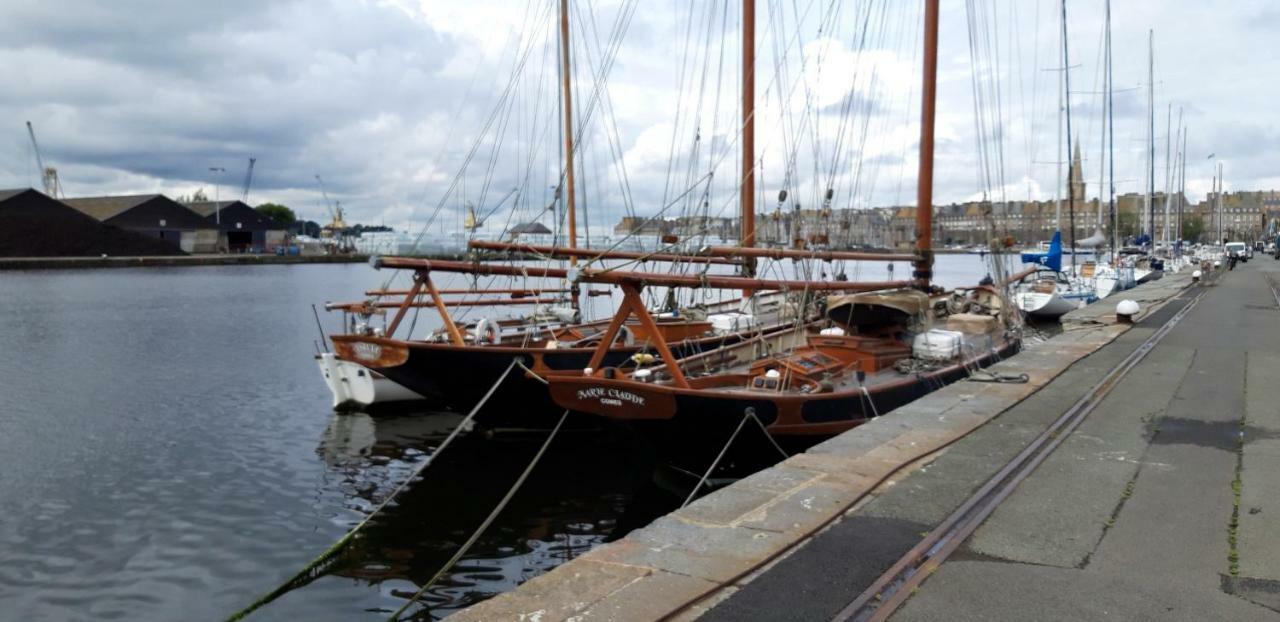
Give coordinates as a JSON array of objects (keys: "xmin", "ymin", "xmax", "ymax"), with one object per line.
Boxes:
[{"xmin": 894, "ymin": 258, "xmax": 1280, "ymax": 620}]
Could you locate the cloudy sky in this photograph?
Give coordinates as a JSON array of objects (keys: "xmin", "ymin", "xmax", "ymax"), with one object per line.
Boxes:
[{"xmin": 2, "ymin": 0, "xmax": 1275, "ymax": 235}]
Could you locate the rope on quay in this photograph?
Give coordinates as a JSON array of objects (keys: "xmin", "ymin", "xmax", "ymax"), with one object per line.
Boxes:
[
  {"xmin": 387, "ymin": 408, "xmax": 571, "ymax": 621},
  {"xmin": 224, "ymin": 359, "xmax": 520, "ymax": 622}
]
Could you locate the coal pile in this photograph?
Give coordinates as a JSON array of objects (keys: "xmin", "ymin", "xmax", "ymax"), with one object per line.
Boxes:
[{"xmin": 0, "ymin": 189, "xmax": 181, "ymax": 257}]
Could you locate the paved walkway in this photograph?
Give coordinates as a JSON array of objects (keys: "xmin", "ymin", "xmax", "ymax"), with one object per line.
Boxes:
[
  {"xmin": 893, "ymin": 259, "xmax": 1280, "ymax": 620},
  {"xmin": 701, "ymin": 261, "xmax": 1280, "ymax": 621}
]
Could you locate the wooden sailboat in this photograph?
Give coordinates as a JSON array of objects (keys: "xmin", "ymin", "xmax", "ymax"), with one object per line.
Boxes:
[
  {"xmin": 319, "ymin": 0, "xmax": 920, "ymax": 418},
  {"xmin": 535, "ymin": 0, "xmax": 1021, "ymax": 468}
]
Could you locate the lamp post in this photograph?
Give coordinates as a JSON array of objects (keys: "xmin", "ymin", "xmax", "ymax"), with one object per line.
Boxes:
[{"xmin": 208, "ymin": 166, "xmax": 226, "ymax": 225}]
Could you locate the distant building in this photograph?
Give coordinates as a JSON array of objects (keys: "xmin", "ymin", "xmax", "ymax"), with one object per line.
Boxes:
[
  {"xmin": 0, "ymin": 188, "xmax": 177, "ymax": 257},
  {"xmin": 505, "ymin": 221, "xmax": 554, "ymax": 243},
  {"xmin": 184, "ymin": 200, "xmax": 287, "ymax": 252},
  {"xmin": 614, "ymin": 216, "xmax": 672, "ymax": 236},
  {"xmin": 64, "ymin": 194, "xmax": 218, "ymax": 253}
]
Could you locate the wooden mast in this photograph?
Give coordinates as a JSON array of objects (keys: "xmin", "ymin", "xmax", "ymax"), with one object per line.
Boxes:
[
  {"xmin": 914, "ymin": 0, "xmax": 939, "ymax": 288},
  {"xmin": 559, "ymin": 0, "xmax": 580, "ymax": 310},
  {"xmin": 741, "ymin": 0, "xmax": 756, "ymax": 280}
]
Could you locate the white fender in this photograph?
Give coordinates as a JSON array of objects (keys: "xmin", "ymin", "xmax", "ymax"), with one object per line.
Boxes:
[
  {"xmin": 473, "ymin": 318, "xmax": 501, "ymax": 345},
  {"xmin": 616, "ymin": 325, "xmax": 636, "ymax": 346}
]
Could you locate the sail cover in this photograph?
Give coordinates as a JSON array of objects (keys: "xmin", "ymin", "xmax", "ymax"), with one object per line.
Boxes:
[{"xmin": 826, "ymin": 289, "xmax": 931, "ymax": 331}]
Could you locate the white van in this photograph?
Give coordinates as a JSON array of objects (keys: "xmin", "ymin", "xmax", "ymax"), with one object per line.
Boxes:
[{"xmin": 1225, "ymin": 242, "xmax": 1248, "ymax": 262}]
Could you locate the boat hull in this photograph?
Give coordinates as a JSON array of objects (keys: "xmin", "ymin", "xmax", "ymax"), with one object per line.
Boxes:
[
  {"xmin": 547, "ymin": 339, "xmax": 1021, "ymax": 473},
  {"xmin": 317, "ymin": 352, "xmax": 426, "ymax": 410},
  {"xmin": 330, "ymin": 333, "xmax": 754, "ymax": 429},
  {"xmin": 1013, "ymin": 291, "xmax": 1080, "ymax": 319}
]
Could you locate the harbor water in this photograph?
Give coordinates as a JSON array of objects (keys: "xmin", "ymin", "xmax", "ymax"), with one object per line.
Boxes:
[{"xmin": 0, "ymin": 255, "xmax": 998, "ymax": 621}]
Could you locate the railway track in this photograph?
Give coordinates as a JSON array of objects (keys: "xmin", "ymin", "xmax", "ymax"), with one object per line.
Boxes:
[{"xmin": 832, "ymin": 287, "xmax": 1206, "ymax": 622}]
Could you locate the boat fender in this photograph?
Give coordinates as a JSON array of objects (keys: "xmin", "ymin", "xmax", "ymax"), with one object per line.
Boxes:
[
  {"xmin": 473, "ymin": 318, "xmax": 501, "ymax": 345},
  {"xmin": 617, "ymin": 325, "xmax": 636, "ymax": 346}
]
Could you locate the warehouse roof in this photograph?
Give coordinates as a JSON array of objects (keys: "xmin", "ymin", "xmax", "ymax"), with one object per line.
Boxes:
[{"xmin": 63, "ymin": 194, "xmax": 165, "ymax": 221}]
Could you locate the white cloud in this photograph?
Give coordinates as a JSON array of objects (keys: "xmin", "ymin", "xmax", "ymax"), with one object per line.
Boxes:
[{"xmin": 0, "ymin": 0, "xmax": 1274, "ymax": 234}]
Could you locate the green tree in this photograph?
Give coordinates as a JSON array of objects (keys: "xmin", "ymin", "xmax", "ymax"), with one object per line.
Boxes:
[
  {"xmin": 255, "ymin": 203, "xmax": 297, "ymax": 226},
  {"xmin": 174, "ymin": 188, "xmax": 209, "ymax": 204}
]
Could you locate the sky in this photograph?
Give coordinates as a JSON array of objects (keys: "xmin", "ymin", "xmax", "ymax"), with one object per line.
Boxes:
[{"xmin": 2, "ymin": 0, "xmax": 1277, "ymax": 236}]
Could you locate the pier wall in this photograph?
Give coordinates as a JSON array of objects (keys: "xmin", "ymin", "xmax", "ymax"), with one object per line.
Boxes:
[{"xmin": 450, "ymin": 272, "xmax": 1197, "ymax": 621}]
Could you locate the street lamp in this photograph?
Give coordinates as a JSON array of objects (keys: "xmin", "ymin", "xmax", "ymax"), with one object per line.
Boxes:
[{"xmin": 209, "ymin": 166, "xmax": 226, "ymax": 225}]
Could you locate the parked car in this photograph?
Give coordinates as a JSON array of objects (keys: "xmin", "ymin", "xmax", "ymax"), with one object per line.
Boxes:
[{"xmin": 1225, "ymin": 242, "xmax": 1249, "ymax": 263}]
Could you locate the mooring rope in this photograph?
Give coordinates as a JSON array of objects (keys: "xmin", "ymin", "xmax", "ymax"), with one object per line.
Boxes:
[
  {"xmin": 387, "ymin": 408, "xmax": 571, "ymax": 621},
  {"xmin": 224, "ymin": 359, "xmax": 520, "ymax": 622},
  {"xmin": 681, "ymin": 411, "xmax": 753, "ymax": 508}
]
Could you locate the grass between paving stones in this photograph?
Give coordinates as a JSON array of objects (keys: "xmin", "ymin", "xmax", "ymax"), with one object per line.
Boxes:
[{"xmin": 1228, "ymin": 414, "xmax": 1245, "ymax": 577}]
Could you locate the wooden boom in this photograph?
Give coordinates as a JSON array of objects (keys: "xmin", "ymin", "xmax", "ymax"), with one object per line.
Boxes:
[
  {"xmin": 467, "ymin": 240, "xmax": 741, "ymax": 266},
  {"xmin": 372, "ymin": 257, "xmax": 912, "ymax": 292}
]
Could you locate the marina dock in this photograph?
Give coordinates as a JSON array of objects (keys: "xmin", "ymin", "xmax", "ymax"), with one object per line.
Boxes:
[{"xmin": 450, "ymin": 261, "xmax": 1280, "ymax": 620}]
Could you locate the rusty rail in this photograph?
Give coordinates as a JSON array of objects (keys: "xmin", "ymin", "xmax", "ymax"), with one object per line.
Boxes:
[{"xmin": 833, "ymin": 287, "xmax": 1205, "ymax": 621}]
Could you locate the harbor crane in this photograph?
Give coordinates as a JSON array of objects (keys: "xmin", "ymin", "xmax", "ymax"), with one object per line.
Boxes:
[
  {"xmin": 314, "ymin": 174, "xmax": 352, "ymax": 252},
  {"xmin": 240, "ymin": 157, "xmax": 256, "ymax": 203},
  {"xmin": 25, "ymin": 121, "xmax": 63, "ymax": 198}
]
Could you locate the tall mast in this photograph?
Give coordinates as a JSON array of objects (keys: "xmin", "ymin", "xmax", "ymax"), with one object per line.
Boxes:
[
  {"xmin": 741, "ymin": 0, "xmax": 756, "ymax": 278},
  {"xmin": 1106, "ymin": 0, "xmax": 1117, "ymax": 261},
  {"xmin": 1152, "ymin": 30, "xmax": 1162, "ymax": 241},
  {"xmin": 1054, "ymin": 1, "xmax": 1064, "ymax": 231},
  {"xmin": 558, "ymin": 0, "xmax": 579, "ymax": 309},
  {"xmin": 1164, "ymin": 105, "xmax": 1180, "ymax": 250},
  {"xmin": 1178, "ymin": 124, "xmax": 1187, "ymax": 248},
  {"xmin": 1218, "ymin": 162, "xmax": 1225, "ymax": 243},
  {"xmin": 1060, "ymin": 0, "xmax": 1076, "ymax": 274},
  {"xmin": 914, "ymin": 0, "xmax": 940, "ymax": 288}
]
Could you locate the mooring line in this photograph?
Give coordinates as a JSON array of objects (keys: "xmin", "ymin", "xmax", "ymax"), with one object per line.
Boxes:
[
  {"xmin": 224, "ymin": 359, "xmax": 519, "ymax": 622},
  {"xmin": 682, "ymin": 410, "xmax": 754, "ymax": 509},
  {"xmin": 387, "ymin": 408, "xmax": 571, "ymax": 621}
]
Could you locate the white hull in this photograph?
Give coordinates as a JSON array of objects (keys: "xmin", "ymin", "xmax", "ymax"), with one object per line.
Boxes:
[
  {"xmin": 1013, "ymin": 291, "xmax": 1081, "ymax": 319},
  {"xmin": 317, "ymin": 352, "xmax": 425, "ymax": 410}
]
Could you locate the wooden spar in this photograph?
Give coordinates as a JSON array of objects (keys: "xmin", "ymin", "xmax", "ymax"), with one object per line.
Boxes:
[
  {"xmin": 367, "ymin": 287, "xmax": 571, "ymax": 297},
  {"xmin": 740, "ymin": 0, "xmax": 756, "ymax": 269},
  {"xmin": 558, "ymin": 0, "xmax": 580, "ymax": 310},
  {"xmin": 701, "ymin": 245, "xmax": 913, "ymax": 262},
  {"xmin": 467, "ymin": 240, "xmax": 741, "ymax": 265},
  {"xmin": 328, "ymin": 298, "xmax": 564, "ymax": 312},
  {"xmin": 469, "ymin": 239, "xmax": 911, "ymax": 263},
  {"xmin": 1001, "ymin": 266, "xmax": 1039, "ymax": 286},
  {"xmin": 386, "ymin": 275, "xmax": 425, "ymax": 338},
  {"xmin": 373, "ymin": 256, "xmax": 912, "ymax": 292},
  {"xmin": 914, "ymin": 0, "xmax": 939, "ymax": 288},
  {"xmin": 424, "ymin": 273, "xmax": 466, "ymax": 345},
  {"xmin": 568, "ymin": 269, "xmax": 910, "ymax": 292},
  {"xmin": 583, "ymin": 283, "xmax": 690, "ymax": 388},
  {"xmin": 377, "ymin": 256, "xmax": 572, "ymax": 278}
]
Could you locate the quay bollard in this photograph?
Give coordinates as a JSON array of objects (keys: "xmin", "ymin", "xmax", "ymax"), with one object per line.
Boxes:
[{"xmin": 1116, "ymin": 299, "xmax": 1140, "ymax": 324}]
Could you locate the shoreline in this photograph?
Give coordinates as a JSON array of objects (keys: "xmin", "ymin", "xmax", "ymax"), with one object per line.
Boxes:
[{"xmin": 0, "ymin": 247, "xmax": 1010, "ymax": 271}]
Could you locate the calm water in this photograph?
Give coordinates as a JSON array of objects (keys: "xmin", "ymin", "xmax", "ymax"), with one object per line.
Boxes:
[{"xmin": 0, "ymin": 256, "xmax": 995, "ymax": 621}]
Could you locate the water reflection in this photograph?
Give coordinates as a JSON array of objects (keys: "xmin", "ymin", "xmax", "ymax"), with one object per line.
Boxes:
[{"xmin": 312, "ymin": 411, "xmax": 676, "ymax": 619}]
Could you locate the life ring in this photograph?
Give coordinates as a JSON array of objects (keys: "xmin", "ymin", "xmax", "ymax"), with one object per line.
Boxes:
[
  {"xmin": 615, "ymin": 325, "xmax": 636, "ymax": 346},
  {"xmin": 473, "ymin": 318, "xmax": 501, "ymax": 345}
]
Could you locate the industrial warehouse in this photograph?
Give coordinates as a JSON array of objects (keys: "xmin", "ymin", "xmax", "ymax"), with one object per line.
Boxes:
[{"xmin": 0, "ymin": 188, "xmax": 292, "ymax": 258}]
